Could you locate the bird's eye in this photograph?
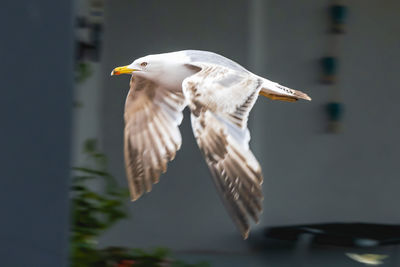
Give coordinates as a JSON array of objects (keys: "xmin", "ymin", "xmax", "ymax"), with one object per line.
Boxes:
[{"xmin": 140, "ymin": 62, "xmax": 148, "ymax": 67}]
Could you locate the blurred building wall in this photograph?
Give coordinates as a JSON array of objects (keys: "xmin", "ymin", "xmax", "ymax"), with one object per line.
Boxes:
[
  {"xmin": 0, "ymin": 0, "xmax": 73, "ymax": 266},
  {"xmin": 72, "ymin": 0, "xmax": 105, "ymax": 165},
  {"xmin": 95, "ymin": 0, "xmax": 400, "ymax": 251},
  {"xmin": 252, "ymin": 0, "xmax": 400, "ymax": 227}
]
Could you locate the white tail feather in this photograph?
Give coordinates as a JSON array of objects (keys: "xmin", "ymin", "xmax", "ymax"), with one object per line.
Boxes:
[{"xmin": 260, "ymin": 80, "xmax": 311, "ymax": 102}]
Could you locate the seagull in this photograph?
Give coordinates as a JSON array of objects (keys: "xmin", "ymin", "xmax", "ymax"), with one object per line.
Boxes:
[{"xmin": 111, "ymin": 50, "xmax": 311, "ymax": 239}]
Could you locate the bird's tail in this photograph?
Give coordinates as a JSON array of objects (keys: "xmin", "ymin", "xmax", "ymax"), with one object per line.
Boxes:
[{"xmin": 259, "ymin": 79, "xmax": 311, "ymax": 102}]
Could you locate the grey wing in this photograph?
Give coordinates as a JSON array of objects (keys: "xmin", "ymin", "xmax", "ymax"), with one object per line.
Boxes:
[
  {"xmin": 184, "ymin": 50, "xmax": 248, "ymax": 73},
  {"xmin": 183, "ymin": 63, "xmax": 263, "ymax": 239},
  {"xmin": 124, "ymin": 76, "xmax": 186, "ymax": 201}
]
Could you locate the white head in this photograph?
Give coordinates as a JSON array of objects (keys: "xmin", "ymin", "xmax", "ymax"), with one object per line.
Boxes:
[
  {"xmin": 111, "ymin": 54, "xmax": 163, "ymax": 77},
  {"xmin": 111, "ymin": 52, "xmax": 194, "ymax": 88}
]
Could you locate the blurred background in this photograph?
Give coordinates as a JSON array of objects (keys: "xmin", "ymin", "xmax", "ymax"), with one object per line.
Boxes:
[{"xmin": 1, "ymin": 0, "xmax": 400, "ymax": 266}]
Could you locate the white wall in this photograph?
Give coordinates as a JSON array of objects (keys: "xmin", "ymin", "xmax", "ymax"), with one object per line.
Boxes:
[{"xmin": 91, "ymin": 0, "xmax": 400, "ymax": 252}]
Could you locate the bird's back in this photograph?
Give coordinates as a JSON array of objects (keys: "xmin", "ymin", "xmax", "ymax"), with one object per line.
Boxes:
[{"xmin": 183, "ymin": 50, "xmax": 249, "ymax": 73}]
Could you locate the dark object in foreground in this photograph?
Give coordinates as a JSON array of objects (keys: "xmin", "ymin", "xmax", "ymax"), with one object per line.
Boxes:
[{"xmin": 265, "ymin": 223, "xmax": 400, "ymax": 247}]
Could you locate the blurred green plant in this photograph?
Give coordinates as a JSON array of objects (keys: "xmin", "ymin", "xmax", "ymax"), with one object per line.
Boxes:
[
  {"xmin": 75, "ymin": 62, "xmax": 93, "ymax": 83},
  {"xmin": 70, "ymin": 139, "xmax": 209, "ymax": 267},
  {"xmin": 70, "ymin": 138, "xmax": 129, "ymax": 266},
  {"xmin": 90, "ymin": 247, "xmax": 210, "ymax": 267}
]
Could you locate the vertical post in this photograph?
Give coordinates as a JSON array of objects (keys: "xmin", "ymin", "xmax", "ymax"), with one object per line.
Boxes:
[
  {"xmin": 249, "ymin": 0, "xmax": 267, "ymax": 73},
  {"xmin": 248, "ymin": 0, "xmax": 268, "ymax": 158},
  {"xmin": 0, "ymin": 1, "xmax": 74, "ymax": 266}
]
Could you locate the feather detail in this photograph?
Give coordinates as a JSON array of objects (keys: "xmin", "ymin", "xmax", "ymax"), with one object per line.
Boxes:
[
  {"xmin": 182, "ymin": 62, "xmax": 265, "ymax": 239},
  {"xmin": 190, "ymin": 112, "xmax": 263, "ymax": 239},
  {"xmin": 124, "ymin": 76, "xmax": 186, "ymax": 201}
]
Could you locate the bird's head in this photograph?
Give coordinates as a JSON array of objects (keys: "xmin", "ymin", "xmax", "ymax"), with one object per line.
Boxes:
[
  {"xmin": 111, "ymin": 54, "xmax": 175, "ymax": 81},
  {"xmin": 111, "ymin": 52, "xmax": 194, "ymax": 88}
]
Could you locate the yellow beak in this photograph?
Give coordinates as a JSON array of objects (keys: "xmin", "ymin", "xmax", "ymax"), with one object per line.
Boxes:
[{"xmin": 110, "ymin": 65, "xmax": 136, "ymax": 76}]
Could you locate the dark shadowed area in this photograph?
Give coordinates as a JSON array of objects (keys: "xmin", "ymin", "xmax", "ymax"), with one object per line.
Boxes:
[{"xmin": 0, "ymin": 0, "xmax": 73, "ymax": 266}]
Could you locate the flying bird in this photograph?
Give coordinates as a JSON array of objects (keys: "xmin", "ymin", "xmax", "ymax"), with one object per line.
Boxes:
[{"xmin": 111, "ymin": 50, "xmax": 311, "ymax": 239}]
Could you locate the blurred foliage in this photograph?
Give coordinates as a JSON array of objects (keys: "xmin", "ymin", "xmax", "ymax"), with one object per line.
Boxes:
[
  {"xmin": 70, "ymin": 139, "xmax": 209, "ymax": 267},
  {"xmin": 87, "ymin": 247, "xmax": 210, "ymax": 267},
  {"xmin": 70, "ymin": 138, "xmax": 129, "ymax": 266},
  {"xmin": 75, "ymin": 62, "xmax": 93, "ymax": 83}
]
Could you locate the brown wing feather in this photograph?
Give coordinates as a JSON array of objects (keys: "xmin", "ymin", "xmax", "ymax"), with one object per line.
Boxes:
[
  {"xmin": 191, "ymin": 111, "xmax": 263, "ymax": 239},
  {"xmin": 124, "ymin": 76, "xmax": 186, "ymax": 201},
  {"xmin": 183, "ymin": 63, "xmax": 264, "ymax": 239}
]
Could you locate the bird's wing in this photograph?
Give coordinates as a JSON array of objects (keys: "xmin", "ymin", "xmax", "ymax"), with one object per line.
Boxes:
[
  {"xmin": 182, "ymin": 63, "xmax": 263, "ymax": 239},
  {"xmin": 124, "ymin": 75, "xmax": 186, "ymax": 201}
]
